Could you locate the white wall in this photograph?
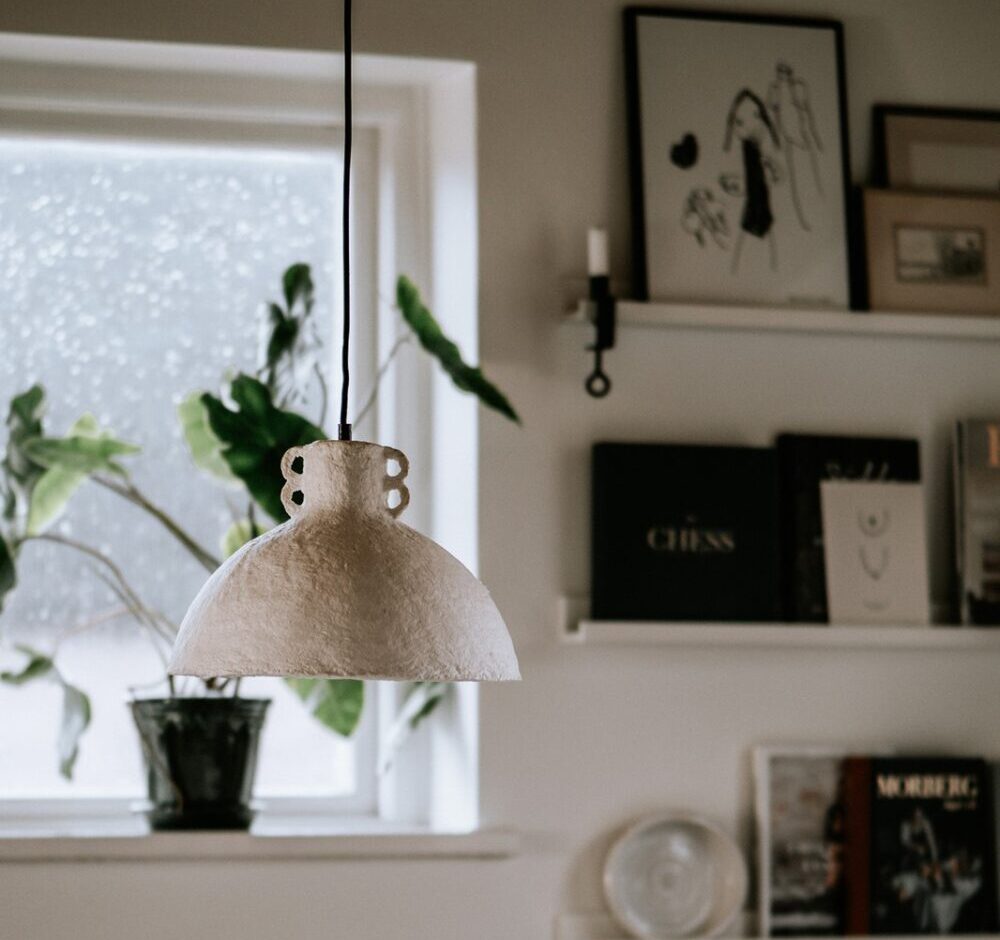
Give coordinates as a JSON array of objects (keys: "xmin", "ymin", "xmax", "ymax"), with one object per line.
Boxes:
[{"xmin": 3, "ymin": 1, "xmax": 1000, "ymax": 938}]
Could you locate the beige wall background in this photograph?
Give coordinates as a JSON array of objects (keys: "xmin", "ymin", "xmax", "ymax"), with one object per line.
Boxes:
[{"xmin": 3, "ymin": 1, "xmax": 1000, "ymax": 938}]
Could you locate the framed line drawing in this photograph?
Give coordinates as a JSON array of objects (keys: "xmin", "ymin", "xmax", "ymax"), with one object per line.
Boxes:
[
  {"xmin": 625, "ymin": 8, "xmax": 853, "ymax": 308},
  {"xmin": 873, "ymin": 104, "xmax": 1000, "ymax": 192}
]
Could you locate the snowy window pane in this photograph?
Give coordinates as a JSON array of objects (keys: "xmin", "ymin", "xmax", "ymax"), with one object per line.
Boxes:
[{"xmin": 0, "ymin": 138, "xmax": 361, "ymax": 800}]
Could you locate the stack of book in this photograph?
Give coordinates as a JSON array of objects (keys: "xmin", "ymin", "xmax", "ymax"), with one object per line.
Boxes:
[
  {"xmin": 591, "ymin": 435, "xmax": 924, "ymax": 624},
  {"xmin": 592, "ymin": 426, "xmax": 1000, "ymax": 626},
  {"xmin": 756, "ymin": 750, "xmax": 999, "ymax": 937}
]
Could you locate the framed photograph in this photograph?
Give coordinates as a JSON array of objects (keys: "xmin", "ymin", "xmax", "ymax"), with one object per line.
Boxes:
[
  {"xmin": 624, "ymin": 8, "xmax": 853, "ymax": 308},
  {"xmin": 864, "ymin": 188, "xmax": 1000, "ymax": 314},
  {"xmin": 873, "ymin": 104, "xmax": 1000, "ymax": 192},
  {"xmin": 753, "ymin": 747, "xmax": 847, "ymax": 938},
  {"xmin": 819, "ymin": 480, "xmax": 930, "ymax": 625}
]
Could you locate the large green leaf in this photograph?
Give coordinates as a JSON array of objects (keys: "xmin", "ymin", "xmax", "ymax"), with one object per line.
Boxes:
[
  {"xmin": 0, "ymin": 644, "xmax": 53, "ymax": 685},
  {"xmin": 57, "ymin": 680, "xmax": 92, "ymax": 779},
  {"xmin": 26, "ymin": 464, "xmax": 83, "ymax": 536},
  {"xmin": 220, "ymin": 518, "xmax": 266, "ymax": 558},
  {"xmin": 0, "ymin": 537, "xmax": 16, "ymax": 614},
  {"xmin": 395, "ymin": 276, "xmax": 520, "ymax": 424},
  {"xmin": 2, "ymin": 385, "xmax": 47, "ymax": 526},
  {"xmin": 4, "ymin": 386, "xmax": 45, "ymax": 482},
  {"xmin": 404, "ymin": 681, "xmax": 448, "ymax": 730},
  {"xmin": 285, "ymin": 678, "xmax": 364, "ymax": 737},
  {"xmin": 379, "ymin": 681, "xmax": 449, "ymax": 773},
  {"xmin": 25, "ymin": 415, "xmax": 123, "ymax": 536},
  {"xmin": 201, "ymin": 375, "xmax": 325, "ymax": 522},
  {"xmin": 24, "ymin": 433, "xmax": 138, "ymax": 477},
  {"xmin": 0, "ymin": 644, "xmax": 92, "ymax": 779},
  {"xmin": 177, "ymin": 392, "xmax": 238, "ymax": 485},
  {"xmin": 260, "ymin": 264, "xmax": 320, "ymax": 406},
  {"xmin": 282, "ymin": 262, "xmax": 314, "ymax": 312},
  {"xmin": 263, "ymin": 303, "xmax": 299, "ymax": 388}
]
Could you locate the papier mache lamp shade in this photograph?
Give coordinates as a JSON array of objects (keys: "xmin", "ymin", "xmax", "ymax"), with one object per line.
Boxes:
[
  {"xmin": 168, "ymin": 440, "xmax": 520, "ymax": 681},
  {"xmin": 170, "ymin": 0, "xmax": 518, "ymax": 683}
]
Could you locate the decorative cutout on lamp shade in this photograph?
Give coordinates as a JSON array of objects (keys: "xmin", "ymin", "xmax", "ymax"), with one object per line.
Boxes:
[{"xmin": 168, "ymin": 440, "xmax": 520, "ymax": 681}]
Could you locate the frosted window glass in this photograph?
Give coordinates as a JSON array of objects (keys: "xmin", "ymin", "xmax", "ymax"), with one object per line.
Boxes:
[{"xmin": 0, "ymin": 138, "xmax": 359, "ymax": 799}]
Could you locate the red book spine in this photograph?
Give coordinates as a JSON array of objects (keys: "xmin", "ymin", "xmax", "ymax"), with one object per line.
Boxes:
[{"xmin": 843, "ymin": 757, "xmax": 872, "ymax": 936}]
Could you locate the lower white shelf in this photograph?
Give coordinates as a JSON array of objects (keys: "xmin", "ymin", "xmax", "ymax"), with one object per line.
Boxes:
[
  {"xmin": 557, "ymin": 597, "xmax": 1000, "ymax": 651},
  {"xmin": 556, "ymin": 911, "xmax": 753, "ymax": 940},
  {"xmin": 555, "ymin": 912, "xmax": 1000, "ymax": 940}
]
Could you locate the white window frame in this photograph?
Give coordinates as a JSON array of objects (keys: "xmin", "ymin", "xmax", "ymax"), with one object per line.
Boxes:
[{"xmin": 0, "ymin": 32, "xmax": 481, "ymax": 835}]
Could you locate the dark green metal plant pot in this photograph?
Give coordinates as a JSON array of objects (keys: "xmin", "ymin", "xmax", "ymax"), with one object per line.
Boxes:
[{"xmin": 131, "ymin": 697, "xmax": 270, "ymax": 831}]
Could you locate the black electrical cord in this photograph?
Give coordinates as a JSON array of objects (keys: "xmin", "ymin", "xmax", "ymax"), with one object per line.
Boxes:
[{"xmin": 338, "ymin": 0, "xmax": 353, "ymax": 441}]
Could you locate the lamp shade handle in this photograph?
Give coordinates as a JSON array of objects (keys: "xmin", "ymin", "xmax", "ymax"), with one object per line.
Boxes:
[
  {"xmin": 382, "ymin": 446, "xmax": 410, "ymax": 519},
  {"xmin": 280, "ymin": 446, "xmax": 306, "ymax": 517}
]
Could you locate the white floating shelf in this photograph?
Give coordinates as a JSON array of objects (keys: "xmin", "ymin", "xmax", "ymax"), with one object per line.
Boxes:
[
  {"xmin": 557, "ymin": 596, "xmax": 1000, "ymax": 651},
  {"xmin": 566, "ymin": 619, "xmax": 1000, "ymax": 651},
  {"xmin": 568, "ymin": 299, "xmax": 1000, "ymax": 341},
  {"xmin": 0, "ymin": 827, "xmax": 520, "ymax": 862},
  {"xmin": 556, "ymin": 912, "xmax": 1000, "ymax": 940}
]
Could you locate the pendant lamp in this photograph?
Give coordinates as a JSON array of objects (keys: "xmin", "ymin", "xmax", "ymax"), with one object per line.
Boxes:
[{"xmin": 168, "ymin": 0, "xmax": 519, "ymax": 683}]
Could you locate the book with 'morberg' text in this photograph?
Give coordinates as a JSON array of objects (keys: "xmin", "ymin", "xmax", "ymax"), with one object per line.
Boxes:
[{"xmin": 843, "ymin": 756, "xmax": 996, "ymax": 936}]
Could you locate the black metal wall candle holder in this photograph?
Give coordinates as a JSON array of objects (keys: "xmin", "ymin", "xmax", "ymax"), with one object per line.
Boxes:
[{"xmin": 585, "ymin": 275, "xmax": 616, "ymax": 398}]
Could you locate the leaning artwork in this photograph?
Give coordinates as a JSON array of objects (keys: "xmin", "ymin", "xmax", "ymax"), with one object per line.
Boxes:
[{"xmin": 627, "ymin": 10, "xmax": 851, "ymax": 308}]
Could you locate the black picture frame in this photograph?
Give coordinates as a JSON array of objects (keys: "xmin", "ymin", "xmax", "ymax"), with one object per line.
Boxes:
[
  {"xmin": 872, "ymin": 103, "xmax": 1000, "ymax": 189},
  {"xmin": 624, "ymin": 6, "xmax": 855, "ymax": 306}
]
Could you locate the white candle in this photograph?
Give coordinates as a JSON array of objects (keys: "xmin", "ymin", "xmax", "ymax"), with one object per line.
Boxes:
[{"xmin": 587, "ymin": 228, "xmax": 609, "ymax": 277}]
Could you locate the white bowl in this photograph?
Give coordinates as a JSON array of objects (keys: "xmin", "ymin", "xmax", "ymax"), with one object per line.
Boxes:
[{"xmin": 603, "ymin": 812, "xmax": 748, "ymax": 939}]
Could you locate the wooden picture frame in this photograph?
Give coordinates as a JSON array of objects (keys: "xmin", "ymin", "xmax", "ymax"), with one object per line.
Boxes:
[
  {"xmin": 873, "ymin": 104, "xmax": 1000, "ymax": 192},
  {"xmin": 864, "ymin": 188, "xmax": 1000, "ymax": 314},
  {"xmin": 625, "ymin": 7, "xmax": 854, "ymax": 308}
]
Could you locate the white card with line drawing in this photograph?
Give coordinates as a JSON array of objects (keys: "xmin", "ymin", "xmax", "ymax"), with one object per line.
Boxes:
[{"xmin": 820, "ymin": 480, "xmax": 930, "ymax": 625}]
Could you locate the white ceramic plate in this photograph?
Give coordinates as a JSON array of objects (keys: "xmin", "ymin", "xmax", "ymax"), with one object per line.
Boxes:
[{"xmin": 603, "ymin": 812, "xmax": 747, "ymax": 939}]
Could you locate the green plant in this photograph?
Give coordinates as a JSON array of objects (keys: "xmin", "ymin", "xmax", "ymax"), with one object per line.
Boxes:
[{"xmin": 0, "ymin": 265, "xmax": 518, "ymax": 778}]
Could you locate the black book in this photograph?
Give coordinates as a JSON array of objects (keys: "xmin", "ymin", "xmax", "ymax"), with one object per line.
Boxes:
[
  {"xmin": 776, "ymin": 434, "xmax": 920, "ymax": 622},
  {"xmin": 844, "ymin": 756, "xmax": 997, "ymax": 935},
  {"xmin": 591, "ymin": 442, "xmax": 781, "ymax": 621}
]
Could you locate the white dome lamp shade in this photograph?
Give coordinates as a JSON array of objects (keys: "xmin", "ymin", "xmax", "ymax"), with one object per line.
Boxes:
[
  {"xmin": 168, "ymin": 0, "xmax": 519, "ymax": 683},
  {"xmin": 168, "ymin": 440, "xmax": 520, "ymax": 680}
]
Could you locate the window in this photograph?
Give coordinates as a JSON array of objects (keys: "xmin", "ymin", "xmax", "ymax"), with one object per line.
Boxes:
[
  {"xmin": 0, "ymin": 136, "xmax": 378, "ymax": 806},
  {"xmin": 0, "ymin": 34, "xmax": 481, "ymax": 832}
]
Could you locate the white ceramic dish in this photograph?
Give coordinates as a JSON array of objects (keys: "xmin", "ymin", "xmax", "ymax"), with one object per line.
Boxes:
[{"xmin": 603, "ymin": 812, "xmax": 748, "ymax": 939}]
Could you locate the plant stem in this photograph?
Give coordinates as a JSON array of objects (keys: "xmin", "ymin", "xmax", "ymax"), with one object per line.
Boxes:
[
  {"xmin": 28, "ymin": 533, "xmax": 224, "ymax": 699},
  {"xmin": 53, "ymin": 605, "xmax": 130, "ymax": 650},
  {"xmin": 31, "ymin": 533, "xmax": 176, "ymax": 662},
  {"xmin": 354, "ymin": 332, "xmax": 412, "ymax": 430},
  {"xmin": 92, "ymin": 476, "xmax": 220, "ymax": 573},
  {"xmin": 93, "ymin": 571, "xmax": 173, "ymax": 669},
  {"xmin": 33, "ymin": 532, "xmax": 135, "ymax": 599},
  {"xmin": 313, "ymin": 362, "xmax": 329, "ymax": 431}
]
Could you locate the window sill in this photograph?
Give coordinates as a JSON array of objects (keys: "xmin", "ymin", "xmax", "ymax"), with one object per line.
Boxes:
[{"xmin": 0, "ymin": 821, "xmax": 520, "ymax": 862}]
